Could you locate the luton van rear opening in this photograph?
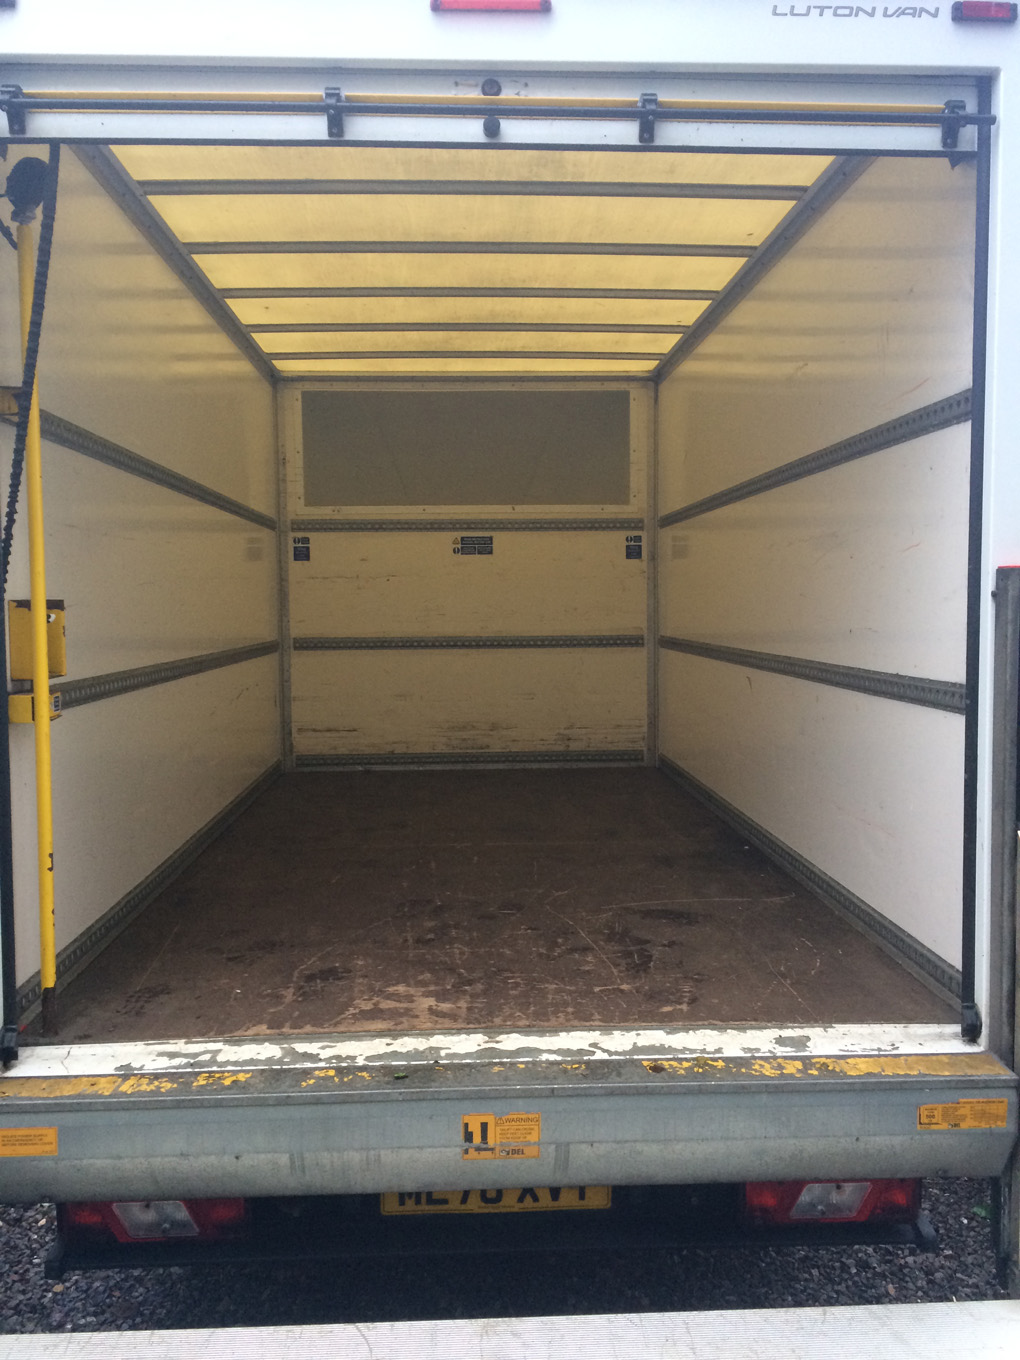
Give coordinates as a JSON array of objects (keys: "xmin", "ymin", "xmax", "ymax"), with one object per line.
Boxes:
[{"xmin": 1, "ymin": 126, "xmax": 975, "ymax": 1045}]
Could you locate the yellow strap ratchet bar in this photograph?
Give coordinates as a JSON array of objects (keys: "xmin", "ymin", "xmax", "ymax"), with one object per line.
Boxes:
[{"xmin": 16, "ymin": 221, "xmax": 57, "ymax": 1034}]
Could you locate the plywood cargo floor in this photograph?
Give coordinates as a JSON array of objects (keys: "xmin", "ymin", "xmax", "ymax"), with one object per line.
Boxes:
[{"xmin": 34, "ymin": 769, "xmax": 955, "ymax": 1042}]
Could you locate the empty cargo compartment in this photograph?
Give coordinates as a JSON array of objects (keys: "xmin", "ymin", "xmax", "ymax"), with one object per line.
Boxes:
[
  {"xmin": 37, "ymin": 767, "xmax": 954, "ymax": 1043},
  {"xmin": 1, "ymin": 134, "xmax": 973, "ymax": 1044}
]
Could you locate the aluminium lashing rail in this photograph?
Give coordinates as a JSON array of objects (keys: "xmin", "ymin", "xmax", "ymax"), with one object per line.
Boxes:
[{"xmin": 0, "ymin": 87, "xmax": 995, "ymax": 149}]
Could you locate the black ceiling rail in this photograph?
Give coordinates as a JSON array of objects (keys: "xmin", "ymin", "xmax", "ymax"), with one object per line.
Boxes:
[
  {"xmin": 246, "ymin": 322, "xmax": 687, "ymax": 333},
  {"xmin": 266, "ymin": 349, "xmax": 665, "ymax": 361},
  {"xmin": 138, "ymin": 181, "xmax": 808, "ymax": 199},
  {"xmin": 183, "ymin": 240, "xmax": 758, "ymax": 256},
  {"xmin": 217, "ymin": 285, "xmax": 717, "ymax": 300},
  {"xmin": 0, "ymin": 86, "xmax": 996, "ymax": 141}
]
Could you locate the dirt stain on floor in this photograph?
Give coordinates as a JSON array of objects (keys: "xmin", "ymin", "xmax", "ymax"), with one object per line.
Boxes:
[{"xmin": 31, "ymin": 769, "xmax": 956, "ymax": 1042}]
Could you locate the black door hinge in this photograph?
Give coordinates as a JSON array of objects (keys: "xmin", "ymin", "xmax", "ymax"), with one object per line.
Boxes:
[
  {"xmin": 638, "ymin": 93, "xmax": 658, "ymax": 145},
  {"xmin": 960, "ymin": 999, "xmax": 983, "ymax": 1043},
  {"xmin": 941, "ymin": 99, "xmax": 968, "ymax": 151},
  {"xmin": 324, "ymin": 87, "xmax": 345, "ymax": 139},
  {"xmin": 1, "ymin": 1023, "xmax": 19, "ymax": 1069},
  {"xmin": 0, "ymin": 86, "xmax": 26, "ymax": 138}
]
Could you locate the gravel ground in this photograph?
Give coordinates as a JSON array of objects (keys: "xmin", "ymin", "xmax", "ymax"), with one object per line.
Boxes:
[{"xmin": 0, "ymin": 1178, "xmax": 1010, "ymax": 1333}]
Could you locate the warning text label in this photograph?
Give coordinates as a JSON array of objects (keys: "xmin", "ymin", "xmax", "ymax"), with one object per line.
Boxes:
[
  {"xmin": 917, "ymin": 1098, "xmax": 1009, "ymax": 1131},
  {"xmin": 462, "ymin": 1111, "xmax": 541, "ymax": 1160},
  {"xmin": 0, "ymin": 1126, "xmax": 58, "ymax": 1157}
]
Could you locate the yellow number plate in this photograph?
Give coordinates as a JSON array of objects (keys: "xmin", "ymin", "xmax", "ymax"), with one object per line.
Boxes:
[{"xmin": 381, "ymin": 1186, "xmax": 611, "ymax": 1215}]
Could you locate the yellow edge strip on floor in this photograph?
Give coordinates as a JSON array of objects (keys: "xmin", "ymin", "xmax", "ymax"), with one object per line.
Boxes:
[
  {"xmin": 0, "ymin": 1071, "xmax": 259, "ymax": 1099},
  {"xmin": 641, "ymin": 1052, "xmax": 1013, "ymax": 1079},
  {"xmin": 0, "ymin": 1051, "xmax": 1011, "ymax": 1100}
]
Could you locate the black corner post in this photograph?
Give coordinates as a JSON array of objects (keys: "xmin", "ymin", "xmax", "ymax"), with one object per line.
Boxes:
[
  {"xmin": 0, "ymin": 577, "xmax": 16, "ymax": 1066},
  {"xmin": 988, "ymin": 568, "xmax": 1020, "ymax": 1065},
  {"xmin": 960, "ymin": 77, "xmax": 994, "ymax": 1044}
]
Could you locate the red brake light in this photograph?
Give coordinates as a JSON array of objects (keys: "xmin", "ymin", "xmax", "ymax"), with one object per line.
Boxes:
[
  {"xmin": 952, "ymin": 2, "xmax": 1018, "ymax": 19},
  {"xmin": 431, "ymin": 1, "xmax": 552, "ymax": 10},
  {"xmin": 194, "ymin": 1198, "xmax": 249, "ymax": 1233},
  {"xmin": 745, "ymin": 1179, "xmax": 920, "ymax": 1225},
  {"xmin": 62, "ymin": 1203, "xmax": 106, "ymax": 1230},
  {"xmin": 62, "ymin": 1198, "xmax": 248, "ymax": 1244}
]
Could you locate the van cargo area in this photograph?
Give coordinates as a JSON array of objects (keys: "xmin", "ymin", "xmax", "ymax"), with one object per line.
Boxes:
[
  {"xmin": 26, "ymin": 769, "xmax": 955, "ymax": 1044},
  {"xmin": 4, "ymin": 6, "xmax": 1020, "ymax": 1294},
  {"xmin": 0, "ymin": 119, "xmax": 978, "ymax": 1051}
]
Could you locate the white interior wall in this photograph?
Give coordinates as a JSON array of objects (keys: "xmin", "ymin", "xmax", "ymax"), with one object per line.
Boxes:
[
  {"xmin": 290, "ymin": 531, "xmax": 644, "ymax": 639},
  {"xmin": 8, "ymin": 659, "xmax": 280, "ymax": 968},
  {"xmin": 659, "ymin": 653, "xmax": 965, "ymax": 966},
  {"xmin": 0, "ymin": 150, "xmax": 279, "ymax": 987},
  {"xmin": 284, "ymin": 385, "xmax": 651, "ymax": 760},
  {"xmin": 656, "ymin": 156, "xmax": 975, "ymax": 970},
  {"xmin": 659, "ymin": 425, "xmax": 970, "ymax": 681},
  {"xmin": 29, "ymin": 450, "xmax": 277, "ymax": 678},
  {"xmin": 292, "ymin": 649, "xmax": 646, "ymax": 760},
  {"xmin": 657, "ymin": 158, "xmax": 976, "ymax": 512}
]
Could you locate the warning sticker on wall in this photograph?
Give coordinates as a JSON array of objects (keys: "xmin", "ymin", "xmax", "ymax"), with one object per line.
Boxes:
[
  {"xmin": 462, "ymin": 1111, "xmax": 541, "ymax": 1160},
  {"xmin": 0, "ymin": 1126, "xmax": 58, "ymax": 1157},
  {"xmin": 625, "ymin": 534, "xmax": 643, "ymax": 560},
  {"xmin": 917, "ymin": 1098, "xmax": 1009, "ymax": 1130},
  {"xmin": 453, "ymin": 536, "xmax": 494, "ymax": 556},
  {"xmin": 292, "ymin": 536, "xmax": 311, "ymax": 562}
]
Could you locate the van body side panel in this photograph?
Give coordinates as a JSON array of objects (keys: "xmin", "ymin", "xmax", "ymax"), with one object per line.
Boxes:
[
  {"xmin": 0, "ymin": 1, "xmax": 1005, "ymax": 76},
  {"xmin": 0, "ymin": 149, "xmax": 280, "ymax": 995},
  {"xmin": 656, "ymin": 156, "xmax": 974, "ymax": 973}
]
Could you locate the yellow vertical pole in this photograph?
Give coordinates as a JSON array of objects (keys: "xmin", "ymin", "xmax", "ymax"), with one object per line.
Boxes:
[{"xmin": 16, "ymin": 221, "xmax": 57, "ymax": 1034}]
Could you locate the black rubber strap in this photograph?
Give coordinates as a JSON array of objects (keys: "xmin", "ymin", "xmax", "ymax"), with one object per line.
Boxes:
[{"xmin": 2, "ymin": 143, "xmax": 60, "ymax": 585}]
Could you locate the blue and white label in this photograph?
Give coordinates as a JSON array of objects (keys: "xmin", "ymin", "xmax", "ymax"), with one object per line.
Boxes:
[
  {"xmin": 625, "ymin": 534, "xmax": 643, "ymax": 561},
  {"xmin": 293, "ymin": 535, "xmax": 311, "ymax": 562}
]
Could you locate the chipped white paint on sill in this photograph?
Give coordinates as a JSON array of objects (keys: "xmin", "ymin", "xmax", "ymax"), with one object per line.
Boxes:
[{"xmin": 11, "ymin": 1023, "xmax": 971, "ymax": 1078}]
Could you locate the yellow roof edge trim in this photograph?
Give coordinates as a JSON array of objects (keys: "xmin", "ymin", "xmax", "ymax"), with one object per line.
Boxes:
[{"xmin": 30, "ymin": 91, "xmax": 945, "ymax": 116}]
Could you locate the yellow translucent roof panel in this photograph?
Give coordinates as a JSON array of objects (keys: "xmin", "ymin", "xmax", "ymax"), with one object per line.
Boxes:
[
  {"xmin": 196, "ymin": 252, "xmax": 743, "ymax": 295},
  {"xmin": 152, "ymin": 193, "xmax": 791, "ymax": 248},
  {"xmin": 274, "ymin": 357, "xmax": 657, "ymax": 375},
  {"xmin": 116, "ymin": 144, "xmax": 832, "ymax": 188},
  {"xmin": 256, "ymin": 330, "xmax": 674, "ymax": 356},
  {"xmin": 110, "ymin": 139, "xmax": 843, "ymax": 381},
  {"xmin": 229, "ymin": 296, "xmax": 709, "ymax": 328}
]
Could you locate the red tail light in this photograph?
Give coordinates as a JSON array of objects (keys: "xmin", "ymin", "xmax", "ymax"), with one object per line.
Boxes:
[
  {"xmin": 744, "ymin": 1178, "xmax": 920, "ymax": 1225},
  {"xmin": 431, "ymin": 1, "xmax": 552, "ymax": 11},
  {"xmin": 952, "ymin": 2, "xmax": 1018, "ymax": 19},
  {"xmin": 63, "ymin": 1198, "xmax": 248, "ymax": 1244}
]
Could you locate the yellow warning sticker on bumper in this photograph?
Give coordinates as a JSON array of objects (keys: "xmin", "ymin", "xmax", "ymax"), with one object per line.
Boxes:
[
  {"xmin": 917, "ymin": 1098, "xmax": 1009, "ymax": 1130},
  {"xmin": 462, "ymin": 1111, "xmax": 541, "ymax": 1161},
  {"xmin": 0, "ymin": 1126, "xmax": 58, "ymax": 1157}
]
